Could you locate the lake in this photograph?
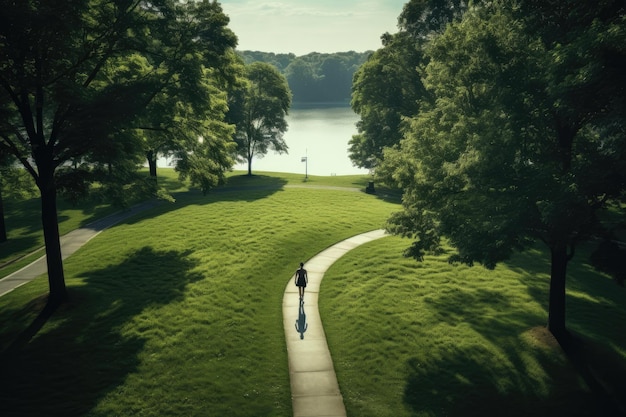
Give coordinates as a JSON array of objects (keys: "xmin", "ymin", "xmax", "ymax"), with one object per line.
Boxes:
[{"xmin": 233, "ymin": 104, "xmax": 370, "ymax": 176}]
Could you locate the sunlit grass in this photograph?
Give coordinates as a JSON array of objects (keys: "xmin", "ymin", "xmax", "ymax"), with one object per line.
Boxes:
[
  {"xmin": 320, "ymin": 236, "xmax": 626, "ymax": 417},
  {"xmin": 0, "ymin": 179, "xmax": 398, "ymax": 416},
  {"xmin": 0, "ymin": 169, "xmax": 377, "ymax": 275},
  {"xmin": 2, "ymin": 170, "xmax": 624, "ymax": 416}
]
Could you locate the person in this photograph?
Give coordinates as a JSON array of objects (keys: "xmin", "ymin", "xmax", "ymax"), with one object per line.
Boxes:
[{"xmin": 294, "ymin": 262, "xmax": 308, "ymax": 300}]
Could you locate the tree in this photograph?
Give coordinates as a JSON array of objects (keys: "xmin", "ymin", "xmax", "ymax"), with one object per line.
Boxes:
[
  {"xmin": 174, "ymin": 72, "xmax": 237, "ymax": 194},
  {"xmin": 0, "ymin": 149, "xmax": 13, "ymax": 242},
  {"xmin": 284, "ymin": 60, "xmax": 318, "ymax": 103},
  {"xmin": 228, "ymin": 62, "xmax": 291, "ymax": 176},
  {"xmin": 136, "ymin": 0, "xmax": 240, "ymax": 181},
  {"xmin": 350, "ymin": 32, "xmax": 425, "ymax": 169},
  {"xmin": 319, "ymin": 56, "xmax": 352, "ymax": 101},
  {"xmin": 349, "ymin": 0, "xmax": 470, "ymax": 170},
  {"xmin": 0, "ymin": 0, "xmax": 237, "ymax": 307},
  {"xmin": 381, "ymin": 2, "xmax": 626, "ymax": 345}
]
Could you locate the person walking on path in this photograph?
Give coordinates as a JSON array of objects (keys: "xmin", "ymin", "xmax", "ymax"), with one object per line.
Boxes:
[{"xmin": 294, "ymin": 262, "xmax": 308, "ymax": 300}]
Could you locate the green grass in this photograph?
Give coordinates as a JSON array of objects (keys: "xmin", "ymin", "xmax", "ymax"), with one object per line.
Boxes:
[
  {"xmin": 320, "ymin": 236, "xmax": 626, "ymax": 417},
  {"xmin": 2, "ymin": 170, "xmax": 624, "ymax": 416},
  {"xmin": 0, "ymin": 169, "xmax": 382, "ymax": 275},
  {"xmin": 0, "ymin": 168, "xmax": 190, "ymax": 271},
  {"xmin": 0, "ymin": 172, "xmax": 397, "ymax": 416}
]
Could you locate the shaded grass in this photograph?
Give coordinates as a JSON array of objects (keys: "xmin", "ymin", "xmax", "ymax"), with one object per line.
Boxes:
[
  {"xmin": 0, "ymin": 181, "xmax": 398, "ymax": 416},
  {"xmin": 0, "ymin": 168, "xmax": 184, "ymax": 269},
  {"xmin": 320, "ymin": 236, "xmax": 626, "ymax": 417}
]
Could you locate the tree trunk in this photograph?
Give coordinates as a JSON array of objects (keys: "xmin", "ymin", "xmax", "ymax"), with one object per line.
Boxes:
[
  {"xmin": 0, "ymin": 188, "xmax": 7, "ymax": 242},
  {"xmin": 547, "ymin": 243, "xmax": 571, "ymax": 347},
  {"xmin": 146, "ymin": 150, "xmax": 158, "ymax": 178},
  {"xmin": 247, "ymin": 156, "xmax": 252, "ymax": 176},
  {"xmin": 39, "ymin": 172, "xmax": 67, "ymax": 307}
]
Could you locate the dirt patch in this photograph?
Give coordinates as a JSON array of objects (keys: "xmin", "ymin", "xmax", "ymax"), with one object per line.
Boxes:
[{"xmin": 522, "ymin": 326, "xmax": 562, "ymax": 351}]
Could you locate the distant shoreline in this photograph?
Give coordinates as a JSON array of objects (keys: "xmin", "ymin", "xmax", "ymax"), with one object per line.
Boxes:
[{"xmin": 291, "ymin": 101, "xmax": 352, "ymax": 109}]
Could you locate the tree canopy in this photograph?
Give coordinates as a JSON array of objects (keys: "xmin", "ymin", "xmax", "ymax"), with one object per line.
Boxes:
[
  {"xmin": 366, "ymin": 0, "xmax": 626, "ymax": 344},
  {"xmin": 238, "ymin": 50, "xmax": 370, "ymax": 103},
  {"xmin": 227, "ymin": 61, "xmax": 291, "ymax": 176},
  {"xmin": 0, "ymin": 0, "xmax": 239, "ymax": 306},
  {"xmin": 348, "ymin": 0, "xmax": 470, "ymax": 170},
  {"xmin": 349, "ymin": 32, "xmax": 425, "ymax": 169}
]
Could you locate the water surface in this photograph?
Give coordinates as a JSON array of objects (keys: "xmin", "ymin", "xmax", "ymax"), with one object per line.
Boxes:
[{"xmin": 233, "ymin": 104, "xmax": 370, "ymax": 176}]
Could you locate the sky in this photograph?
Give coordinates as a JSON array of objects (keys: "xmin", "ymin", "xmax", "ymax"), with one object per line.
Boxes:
[{"xmin": 219, "ymin": 0, "xmax": 407, "ymax": 56}]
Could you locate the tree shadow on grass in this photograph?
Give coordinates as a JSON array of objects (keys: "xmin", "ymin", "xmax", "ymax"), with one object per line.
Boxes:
[
  {"xmin": 0, "ymin": 235, "xmax": 40, "ymax": 265},
  {"xmin": 370, "ymin": 185, "xmax": 403, "ymax": 204},
  {"xmin": 138, "ymin": 175, "xmax": 288, "ymax": 219},
  {"xmin": 402, "ymin": 342, "xmax": 599, "ymax": 417},
  {"xmin": 505, "ymin": 245, "xmax": 626, "ymax": 415},
  {"xmin": 404, "ymin": 282, "xmax": 602, "ymax": 415},
  {"xmin": 0, "ymin": 246, "xmax": 202, "ymax": 417},
  {"xmin": 208, "ymin": 174, "xmax": 289, "ymax": 199},
  {"xmin": 407, "ymin": 248, "xmax": 626, "ymax": 416}
]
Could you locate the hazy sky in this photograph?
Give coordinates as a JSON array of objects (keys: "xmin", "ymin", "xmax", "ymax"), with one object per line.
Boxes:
[{"xmin": 220, "ymin": 1, "xmax": 406, "ymax": 56}]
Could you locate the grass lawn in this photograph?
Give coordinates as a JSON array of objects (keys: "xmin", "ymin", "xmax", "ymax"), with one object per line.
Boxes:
[
  {"xmin": 1, "ymin": 169, "xmax": 624, "ymax": 416},
  {"xmin": 0, "ymin": 169, "xmax": 389, "ymax": 278},
  {"xmin": 0, "ymin": 170, "xmax": 397, "ymax": 416},
  {"xmin": 320, "ymin": 236, "xmax": 626, "ymax": 417},
  {"xmin": 0, "ymin": 168, "xmax": 191, "ymax": 276}
]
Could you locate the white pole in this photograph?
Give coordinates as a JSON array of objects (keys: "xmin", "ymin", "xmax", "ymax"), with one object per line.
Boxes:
[{"xmin": 305, "ymin": 148, "xmax": 308, "ymax": 180}]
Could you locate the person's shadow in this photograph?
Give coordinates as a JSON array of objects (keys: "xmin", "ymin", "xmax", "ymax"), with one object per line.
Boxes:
[{"xmin": 295, "ymin": 300, "xmax": 308, "ymax": 339}]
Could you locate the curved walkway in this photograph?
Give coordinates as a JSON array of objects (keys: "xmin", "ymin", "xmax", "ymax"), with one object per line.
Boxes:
[
  {"xmin": 0, "ymin": 200, "xmax": 160, "ymax": 297},
  {"xmin": 283, "ymin": 229, "xmax": 388, "ymax": 417}
]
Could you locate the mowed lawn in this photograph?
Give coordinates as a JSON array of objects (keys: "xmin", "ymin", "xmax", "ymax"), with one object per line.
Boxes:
[
  {"xmin": 0, "ymin": 172, "xmax": 398, "ymax": 417},
  {"xmin": 320, "ymin": 236, "xmax": 626, "ymax": 417},
  {"xmin": 1, "ymin": 170, "xmax": 625, "ymax": 416}
]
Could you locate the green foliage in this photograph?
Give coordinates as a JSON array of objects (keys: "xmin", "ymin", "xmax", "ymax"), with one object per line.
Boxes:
[
  {"xmin": 384, "ymin": 2, "xmax": 626, "ymax": 263},
  {"xmin": 378, "ymin": 1, "xmax": 626, "ymax": 336},
  {"xmin": 350, "ymin": 32, "xmax": 425, "ymax": 169},
  {"xmin": 175, "ymin": 128, "xmax": 236, "ymax": 195},
  {"xmin": 398, "ymin": 0, "xmax": 470, "ymax": 36},
  {"xmin": 0, "ymin": 0, "xmax": 240, "ymax": 300},
  {"xmin": 55, "ymin": 166, "xmax": 93, "ymax": 206},
  {"xmin": 0, "ymin": 156, "xmax": 36, "ymax": 201},
  {"xmin": 348, "ymin": 0, "xmax": 474, "ymax": 170},
  {"xmin": 238, "ymin": 50, "xmax": 371, "ymax": 103},
  {"xmin": 228, "ymin": 62, "xmax": 292, "ymax": 175}
]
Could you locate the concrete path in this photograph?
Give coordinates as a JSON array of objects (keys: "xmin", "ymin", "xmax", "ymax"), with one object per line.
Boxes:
[
  {"xmin": 0, "ymin": 200, "xmax": 160, "ymax": 297},
  {"xmin": 283, "ymin": 229, "xmax": 388, "ymax": 417}
]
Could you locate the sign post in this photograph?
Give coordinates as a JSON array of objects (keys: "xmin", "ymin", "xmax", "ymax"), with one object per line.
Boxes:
[{"xmin": 301, "ymin": 149, "xmax": 308, "ymax": 181}]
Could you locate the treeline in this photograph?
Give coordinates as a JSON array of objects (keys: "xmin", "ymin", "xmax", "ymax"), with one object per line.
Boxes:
[{"xmin": 238, "ymin": 51, "xmax": 371, "ymax": 103}]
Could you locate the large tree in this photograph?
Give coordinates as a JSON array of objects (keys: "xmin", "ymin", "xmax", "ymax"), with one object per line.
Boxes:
[
  {"xmin": 0, "ymin": 0, "xmax": 237, "ymax": 307},
  {"xmin": 350, "ymin": 32, "xmax": 425, "ymax": 169},
  {"xmin": 228, "ymin": 62, "xmax": 291, "ymax": 176},
  {"xmin": 349, "ymin": 0, "xmax": 470, "ymax": 170},
  {"xmin": 174, "ymin": 70, "xmax": 237, "ymax": 194},
  {"xmin": 382, "ymin": 1, "xmax": 626, "ymax": 345},
  {"xmin": 0, "ymin": 149, "xmax": 12, "ymax": 242}
]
